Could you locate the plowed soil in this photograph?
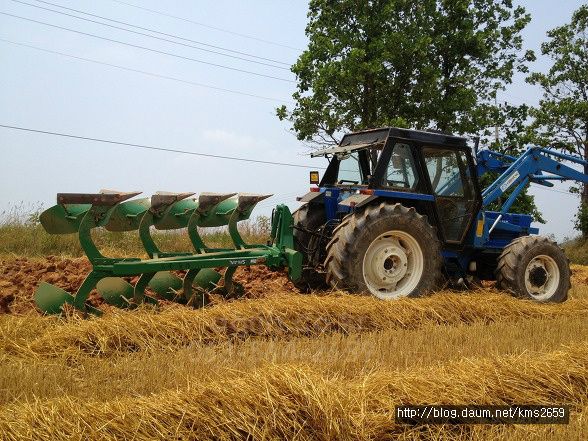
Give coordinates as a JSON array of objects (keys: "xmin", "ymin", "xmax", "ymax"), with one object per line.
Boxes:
[
  {"xmin": 0, "ymin": 257, "xmax": 90, "ymax": 314},
  {"xmin": 2, "ymin": 255, "xmax": 586, "ymax": 315},
  {"xmin": 0, "ymin": 256, "xmax": 295, "ymax": 314}
]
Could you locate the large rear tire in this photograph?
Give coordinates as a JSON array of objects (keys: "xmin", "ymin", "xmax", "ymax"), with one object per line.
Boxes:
[
  {"xmin": 496, "ymin": 235, "xmax": 570, "ymax": 303},
  {"xmin": 292, "ymin": 204, "xmax": 328, "ymax": 292},
  {"xmin": 324, "ymin": 202, "xmax": 443, "ymax": 299}
]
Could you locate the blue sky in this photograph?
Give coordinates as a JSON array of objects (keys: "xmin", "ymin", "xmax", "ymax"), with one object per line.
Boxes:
[{"xmin": 0, "ymin": 0, "xmax": 585, "ymax": 240}]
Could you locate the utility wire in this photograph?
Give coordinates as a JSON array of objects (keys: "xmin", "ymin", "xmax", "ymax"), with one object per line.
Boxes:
[
  {"xmin": 530, "ymin": 184, "xmax": 578, "ymax": 197},
  {"xmin": 0, "ymin": 124, "xmax": 326, "ymax": 170},
  {"xmin": 0, "ymin": 125, "xmax": 575, "ymax": 196},
  {"xmin": 109, "ymin": 0, "xmax": 304, "ymax": 52},
  {"xmin": 0, "ymin": 39, "xmax": 291, "ymax": 103},
  {"xmin": 0, "ymin": 12, "xmax": 295, "ymax": 83},
  {"xmin": 29, "ymin": 0, "xmax": 291, "ymax": 65},
  {"xmin": 11, "ymin": 0, "xmax": 290, "ymax": 70}
]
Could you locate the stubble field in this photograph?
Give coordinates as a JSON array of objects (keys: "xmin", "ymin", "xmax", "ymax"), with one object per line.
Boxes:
[{"xmin": 0, "ymin": 256, "xmax": 587, "ymax": 440}]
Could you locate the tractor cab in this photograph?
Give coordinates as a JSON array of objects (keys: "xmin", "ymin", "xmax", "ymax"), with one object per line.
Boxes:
[{"xmin": 307, "ymin": 127, "xmax": 482, "ymax": 245}]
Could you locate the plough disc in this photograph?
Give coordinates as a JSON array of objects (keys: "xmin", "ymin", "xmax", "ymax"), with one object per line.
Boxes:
[
  {"xmin": 34, "ymin": 282, "xmax": 75, "ymax": 314},
  {"xmin": 96, "ymin": 278, "xmax": 134, "ymax": 307},
  {"xmin": 148, "ymin": 272, "xmax": 183, "ymax": 300},
  {"xmin": 193, "ymin": 268, "xmax": 223, "ymax": 292}
]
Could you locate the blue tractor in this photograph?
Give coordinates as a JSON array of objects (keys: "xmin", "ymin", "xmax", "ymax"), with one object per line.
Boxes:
[{"xmin": 293, "ymin": 127, "xmax": 588, "ymax": 302}]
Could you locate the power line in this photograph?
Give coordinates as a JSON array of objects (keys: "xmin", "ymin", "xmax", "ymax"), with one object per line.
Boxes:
[
  {"xmin": 0, "ymin": 39, "xmax": 291, "ymax": 103},
  {"xmin": 0, "ymin": 124, "xmax": 325, "ymax": 170},
  {"xmin": 11, "ymin": 0, "xmax": 290, "ymax": 70},
  {"xmin": 256, "ymin": 191, "xmax": 307, "ymax": 208},
  {"xmin": 29, "ymin": 0, "xmax": 291, "ymax": 66},
  {"xmin": 2, "ymin": 123, "xmax": 577, "ymax": 196},
  {"xmin": 109, "ymin": 0, "xmax": 304, "ymax": 52},
  {"xmin": 530, "ymin": 185, "xmax": 578, "ymax": 197},
  {"xmin": 0, "ymin": 12, "xmax": 295, "ymax": 83}
]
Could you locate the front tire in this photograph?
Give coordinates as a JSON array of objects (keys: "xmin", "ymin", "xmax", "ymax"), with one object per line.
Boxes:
[
  {"xmin": 496, "ymin": 236, "xmax": 570, "ymax": 303},
  {"xmin": 324, "ymin": 202, "xmax": 443, "ymax": 299}
]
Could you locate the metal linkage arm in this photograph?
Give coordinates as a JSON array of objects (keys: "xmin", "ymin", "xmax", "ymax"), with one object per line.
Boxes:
[
  {"xmin": 481, "ymin": 147, "xmax": 588, "ymax": 211},
  {"xmin": 476, "ymin": 149, "xmax": 517, "ymax": 176}
]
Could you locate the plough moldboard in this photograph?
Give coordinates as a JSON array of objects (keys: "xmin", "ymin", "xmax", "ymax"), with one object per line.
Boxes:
[{"xmin": 34, "ymin": 190, "xmax": 302, "ymax": 315}]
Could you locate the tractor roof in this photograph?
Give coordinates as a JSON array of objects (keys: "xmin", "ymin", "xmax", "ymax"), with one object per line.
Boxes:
[{"xmin": 311, "ymin": 127, "xmax": 469, "ymax": 157}]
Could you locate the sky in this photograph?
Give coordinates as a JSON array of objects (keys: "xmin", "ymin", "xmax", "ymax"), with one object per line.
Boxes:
[{"xmin": 0, "ymin": 0, "xmax": 586, "ymax": 240}]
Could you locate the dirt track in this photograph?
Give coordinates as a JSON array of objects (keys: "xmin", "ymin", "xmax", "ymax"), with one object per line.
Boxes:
[{"xmin": 0, "ymin": 256, "xmax": 295, "ymax": 314}]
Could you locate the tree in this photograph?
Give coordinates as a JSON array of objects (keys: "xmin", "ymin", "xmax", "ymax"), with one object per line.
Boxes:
[
  {"xmin": 527, "ymin": 5, "xmax": 588, "ymax": 236},
  {"xmin": 277, "ymin": 0, "xmax": 533, "ymax": 146},
  {"xmin": 481, "ymin": 102, "xmax": 545, "ymax": 223}
]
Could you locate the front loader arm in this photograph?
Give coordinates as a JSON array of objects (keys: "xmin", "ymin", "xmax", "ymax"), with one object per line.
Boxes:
[{"xmin": 479, "ymin": 147, "xmax": 588, "ymax": 211}]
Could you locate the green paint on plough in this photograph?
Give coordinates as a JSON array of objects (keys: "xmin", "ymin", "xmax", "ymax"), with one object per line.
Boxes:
[{"xmin": 34, "ymin": 190, "xmax": 302, "ymax": 315}]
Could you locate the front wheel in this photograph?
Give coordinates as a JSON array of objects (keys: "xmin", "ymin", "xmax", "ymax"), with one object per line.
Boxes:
[
  {"xmin": 324, "ymin": 202, "xmax": 443, "ymax": 299},
  {"xmin": 496, "ymin": 236, "xmax": 570, "ymax": 303}
]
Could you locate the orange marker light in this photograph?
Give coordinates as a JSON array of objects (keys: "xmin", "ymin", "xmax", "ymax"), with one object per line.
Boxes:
[{"xmin": 309, "ymin": 171, "xmax": 320, "ymax": 185}]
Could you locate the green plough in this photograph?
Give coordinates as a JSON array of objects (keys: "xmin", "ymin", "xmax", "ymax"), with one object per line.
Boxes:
[{"xmin": 34, "ymin": 190, "xmax": 302, "ymax": 315}]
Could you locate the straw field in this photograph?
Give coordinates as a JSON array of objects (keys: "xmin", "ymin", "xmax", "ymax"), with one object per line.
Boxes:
[{"xmin": 1, "ymin": 259, "xmax": 588, "ymax": 439}]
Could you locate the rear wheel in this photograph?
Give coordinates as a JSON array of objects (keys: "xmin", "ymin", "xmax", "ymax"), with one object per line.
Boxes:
[
  {"xmin": 292, "ymin": 204, "xmax": 328, "ymax": 292},
  {"xmin": 325, "ymin": 202, "xmax": 443, "ymax": 299},
  {"xmin": 496, "ymin": 236, "xmax": 570, "ymax": 303}
]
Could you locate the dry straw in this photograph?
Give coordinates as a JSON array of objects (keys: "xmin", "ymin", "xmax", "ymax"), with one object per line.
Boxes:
[
  {"xmin": 1, "ymin": 342, "xmax": 587, "ymax": 440},
  {"xmin": 10, "ymin": 291, "xmax": 588, "ymax": 358}
]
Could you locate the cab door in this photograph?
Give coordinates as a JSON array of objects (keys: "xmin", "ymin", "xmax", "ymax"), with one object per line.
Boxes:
[{"xmin": 422, "ymin": 147, "xmax": 478, "ymax": 243}]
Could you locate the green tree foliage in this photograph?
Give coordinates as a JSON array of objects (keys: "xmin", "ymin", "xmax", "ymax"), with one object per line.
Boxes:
[
  {"xmin": 574, "ymin": 203, "xmax": 588, "ymax": 236},
  {"xmin": 527, "ymin": 5, "xmax": 588, "ymax": 236},
  {"xmin": 480, "ymin": 172, "xmax": 545, "ymax": 223},
  {"xmin": 278, "ymin": 0, "xmax": 533, "ymax": 145},
  {"xmin": 482, "ymin": 103, "xmax": 544, "ymax": 223},
  {"xmin": 278, "ymin": 0, "xmax": 542, "ymax": 220}
]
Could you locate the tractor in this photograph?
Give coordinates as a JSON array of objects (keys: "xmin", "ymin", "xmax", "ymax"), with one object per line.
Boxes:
[
  {"xmin": 292, "ymin": 127, "xmax": 585, "ymax": 303},
  {"xmin": 33, "ymin": 127, "xmax": 588, "ymax": 315}
]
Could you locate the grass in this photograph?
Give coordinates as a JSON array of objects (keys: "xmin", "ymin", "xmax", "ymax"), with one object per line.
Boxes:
[
  {"xmin": 1, "ymin": 342, "xmax": 587, "ymax": 440},
  {"xmin": 3, "ymin": 290, "xmax": 587, "ymax": 358},
  {"xmin": 0, "ymin": 204, "xmax": 270, "ymax": 257},
  {"xmin": 0, "ymin": 223, "xmax": 269, "ymax": 258},
  {"xmin": 564, "ymin": 237, "xmax": 588, "ymax": 265},
  {"xmin": 0, "ymin": 315, "xmax": 586, "ymax": 404},
  {"xmin": 3, "ymin": 205, "xmax": 588, "ymax": 439}
]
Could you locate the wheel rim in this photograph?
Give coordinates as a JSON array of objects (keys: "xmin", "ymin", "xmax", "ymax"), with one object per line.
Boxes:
[
  {"xmin": 524, "ymin": 254, "xmax": 560, "ymax": 301},
  {"xmin": 362, "ymin": 230, "xmax": 424, "ymax": 300}
]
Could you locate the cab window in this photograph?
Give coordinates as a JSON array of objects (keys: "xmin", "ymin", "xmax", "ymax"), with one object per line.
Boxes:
[
  {"xmin": 383, "ymin": 143, "xmax": 418, "ymax": 189},
  {"xmin": 423, "ymin": 147, "xmax": 476, "ymax": 242},
  {"xmin": 337, "ymin": 153, "xmax": 364, "ymax": 184}
]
